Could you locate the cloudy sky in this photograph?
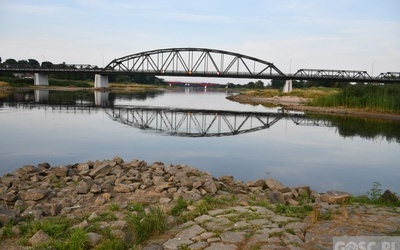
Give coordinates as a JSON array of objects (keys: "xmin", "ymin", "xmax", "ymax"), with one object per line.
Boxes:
[{"xmin": 1, "ymin": 0, "xmax": 399, "ymax": 80}]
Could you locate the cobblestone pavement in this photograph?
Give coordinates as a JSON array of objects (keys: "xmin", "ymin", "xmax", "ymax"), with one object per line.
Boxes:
[{"xmin": 144, "ymin": 204, "xmax": 400, "ymax": 250}]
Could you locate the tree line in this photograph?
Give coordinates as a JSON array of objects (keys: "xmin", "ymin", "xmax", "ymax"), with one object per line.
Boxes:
[{"xmin": 228, "ymin": 79, "xmax": 350, "ymax": 89}]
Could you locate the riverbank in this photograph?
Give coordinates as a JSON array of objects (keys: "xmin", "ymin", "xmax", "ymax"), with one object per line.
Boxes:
[
  {"xmin": 227, "ymin": 94, "xmax": 400, "ymax": 121},
  {"xmin": 1, "ymin": 157, "xmax": 399, "ymax": 249}
]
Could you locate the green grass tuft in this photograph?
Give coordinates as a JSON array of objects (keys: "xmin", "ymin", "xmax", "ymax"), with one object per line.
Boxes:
[{"xmin": 125, "ymin": 206, "xmax": 168, "ymax": 245}]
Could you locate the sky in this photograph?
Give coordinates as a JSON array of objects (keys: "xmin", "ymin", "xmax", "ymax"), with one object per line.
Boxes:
[{"xmin": 1, "ymin": 0, "xmax": 399, "ymax": 83}]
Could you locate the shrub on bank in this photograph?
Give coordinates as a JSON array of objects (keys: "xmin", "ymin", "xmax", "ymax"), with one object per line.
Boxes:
[
  {"xmin": 49, "ymin": 79, "xmax": 93, "ymax": 88},
  {"xmin": 0, "ymin": 76, "xmax": 93, "ymax": 88}
]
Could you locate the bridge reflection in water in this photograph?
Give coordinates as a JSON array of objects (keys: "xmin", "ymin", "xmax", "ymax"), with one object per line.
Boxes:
[
  {"xmin": 32, "ymin": 89, "xmax": 110, "ymax": 106},
  {"xmin": 1, "ymin": 98, "xmax": 333, "ymax": 137},
  {"xmin": 107, "ymin": 107, "xmax": 331, "ymax": 137}
]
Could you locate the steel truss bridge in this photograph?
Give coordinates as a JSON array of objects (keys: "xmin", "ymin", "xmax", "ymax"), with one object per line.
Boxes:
[{"xmin": 0, "ymin": 48, "xmax": 399, "ymax": 83}]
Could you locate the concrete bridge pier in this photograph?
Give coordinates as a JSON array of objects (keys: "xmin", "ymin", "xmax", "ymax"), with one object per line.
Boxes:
[
  {"xmin": 95, "ymin": 74, "xmax": 109, "ymax": 88},
  {"xmin": 283, "ymin": 79, "xmax": 292, "ymax": 93},
  {"xmin": 34, "ymin": 73, "xmax": 49, "ymax": 86}
]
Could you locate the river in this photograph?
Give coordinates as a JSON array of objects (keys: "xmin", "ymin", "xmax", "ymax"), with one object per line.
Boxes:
[{"xmin": 0, "ymin": 88, "xmax": 399, "ymax": 194}]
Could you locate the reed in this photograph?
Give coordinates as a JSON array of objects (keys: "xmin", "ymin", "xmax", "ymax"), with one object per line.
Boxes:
[{"xmin": 309, "ymin": 84, "xmax": 400, "ymax": 113}]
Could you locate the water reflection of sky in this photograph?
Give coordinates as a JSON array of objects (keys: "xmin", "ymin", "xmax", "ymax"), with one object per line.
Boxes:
[
  {"xmin": 114, "ymin": 89, "xmax": 279, "ymax": 112},
  {"xmin": 0, "ymin": 90, "xmax": 399, "ymax": 195}
]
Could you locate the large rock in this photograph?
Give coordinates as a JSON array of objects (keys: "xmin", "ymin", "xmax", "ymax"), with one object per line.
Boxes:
[
  {"xmin": 28, "ymin": 230, "xmax": 52, "ymax": 246},
  {"xmin": 154, "ymin": 182, "xmax": 174, "ymax": 193},
  {"xmin": 45, "ymin": 203, "xmax": 62, "ymax": 216},
  {"xmin": 0, "ymin": 206, "xmax": 17, "ymax": 226},
  {"xmin": 87, "ymin": 232, "xmax": 102, "ymax": 247},
  {"xmin": 265, "ymin": 178, "xmax": 285, "ymax": 190},
  {"xmin": 77, "ymin": 163, "xmax": 90, "ymax": 174},
  {"xmin": 1, "ymin": 174, "xmax": 18, "ymax": 188},
  {"xmin": 250, "ymin": 179, "xmax": 266, "ymax": 188},
  {"xmin": 76, "ymin": 180, "xmax": 92, "ymax": 194},
  {"xmin": 202, "ymin": 180, "xmax": 217, "ymax": 194},
  {"xmin": 89, "ymin": 164, "xmax": 113, "ymax": 177},
  {"xmin": 320, "ymin": 190, "xmax": 350, "ymax": 204},
  {"xmin": 14, "ymin": 165, "xmax": 38, "ymax": 175},
  {"xmin": 0, "ymin": 192, "xmax": 18, "ymax": 202},
  {"xmin": 219, "ymin": 175, "xmax": 234, "ymax": 185},
  {"xmin": 38, "ymin": 162, "xmax": 51, "ymax": 170},
  {"xmin": 267, "ymin": 190, "xmax": 286, "ymax": 204},
  {"xmin": 90, "ymin": 184, "xmax": 102, "ymax": 193},
  {"xmin": 113, "ymin": 184, "xmax": 133, "ymax": 193},
  {"xmin": 381, "ymin": 189, "xmax": 399, "ymax": 204},
  {"xmin": 52, "ymin": 166, "xmax": 69, "ymax": 178},
  {"xmin": 293, "ymin": 185, "xmax": 311, "ymax": 195},
  {"xmin": 19, "ymin": 190, "xmax": 48, "ymax": 201},
  {"xmin": 112, "ymin": 156, "xmax": 124, "ymax": 165}
]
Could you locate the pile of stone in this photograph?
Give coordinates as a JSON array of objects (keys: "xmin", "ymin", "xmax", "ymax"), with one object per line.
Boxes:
[{"xmin": 0, "ymin": 156, "xmax": 357, "ymax": 227}]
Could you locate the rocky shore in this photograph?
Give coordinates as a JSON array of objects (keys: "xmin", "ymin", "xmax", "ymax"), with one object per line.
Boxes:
[{"xmin": 1, "ymin": 157, "xmax": 399, "ymax": 249}]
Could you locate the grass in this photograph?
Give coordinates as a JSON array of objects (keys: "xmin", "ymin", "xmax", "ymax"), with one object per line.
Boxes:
[
  {"xmin": 94, "ymin": 238, "xmax": 126, "ymax": 250},
  {"xmin": 0, "ymin": 221, "xmax": 15, "ymax": 240},
  {"xmin": 0, "ymin": 76, "xmax": 93, "ymax": 88},
  {"xmin": 347, "ymin": 182, "xmax": 400, "ymax": 207},
  {"xmin": 170, "ymin": 196, "xmax": 191, "ymax": 217},
  {"xmin": 274, "ymin": 203, "xmax": 313, "ymax": 219},
  {"xmin": 49, "ymin": 79, "xmax": 93, "ymax": 88},
  {"xmin": 1, "ymin": 210, "xmax": 129, "ymax": 249},
  {"xmin": 108, "ymin": 203, "xmax": 119, "ymax": 212},
  {"xmin": 237, "ymin": 85, "xmax": 400, "ymax": 113},
  {"xmin": 90, "ymin": 212, "xmax": 118, "ymax": 223},
  {"xmin": 240, "ymin": 87, "xmax": 338, "ymax": 99},
  {"xmin": 172, "ymin": 195, "xmax": 239, "ymax": 223},
  {"xmin": 310, "ymin": 84, "xmax": 400, "ymax": 113},
  {"xmin": 125, "ymin": 206, "xmax": 167, "ymax": 245},
  {"xmin": 18, "ymin": 217, "xmax": 74, "ymax": 246}
]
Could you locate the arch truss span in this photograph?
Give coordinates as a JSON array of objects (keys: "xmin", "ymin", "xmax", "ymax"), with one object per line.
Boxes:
[{"xmin": 104, "ymin": 48, "xmax": 286, "ymax": 79}]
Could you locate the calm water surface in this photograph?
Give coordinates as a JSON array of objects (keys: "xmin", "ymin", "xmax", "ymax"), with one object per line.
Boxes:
[{"xmin": 0, "ymin": 88, "xmax": 399, "ymax": 194}]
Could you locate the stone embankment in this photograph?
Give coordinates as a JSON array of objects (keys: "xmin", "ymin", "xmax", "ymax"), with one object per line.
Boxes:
[{"xmin": 1, "ymin": 157, "xmax": 399, "ymax": 249}]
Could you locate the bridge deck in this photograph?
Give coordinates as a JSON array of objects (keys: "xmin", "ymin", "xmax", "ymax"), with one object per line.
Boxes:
[{"xmin": 1, "ymin": 48, "xmax": 398, "ymax": 83}]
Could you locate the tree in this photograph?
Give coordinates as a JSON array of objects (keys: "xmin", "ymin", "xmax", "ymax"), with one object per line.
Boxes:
[
  {"xmin": 17, "ymin": 60, "xmax": 29, "ymax": 66},
  {"xmin": 270, "ymin": 79, "xmax": 285, "ymax": 89},
  {"xmin": 116, "ymin": 75, "xmax": 131, "ymax": 83},
  {"xmin": 41, "ymin": 61, "xmax": 54, "ymax": 68},
  {"xmin": 247, "ymin": 81, "xmax": 255, "ymax": 88},
  {"xmin": 254, "ymin": 80, "xmax": 264, "ymax": 89},
  {"xmin": 4, "ymin": 58, "xmax": 18, "ymax": 65},
  {"xmin": 28, "ymin": 59, "xmax": 40, "ymax": 67}
]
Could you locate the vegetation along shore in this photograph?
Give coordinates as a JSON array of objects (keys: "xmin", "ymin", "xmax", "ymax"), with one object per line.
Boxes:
[
  {"xmin": 1, "ymin": 157, "xmax": 399, "ymax": 249},
  {"xmin": 227, "ymin": 85, "xmax": 400, "ymax": 121}
]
